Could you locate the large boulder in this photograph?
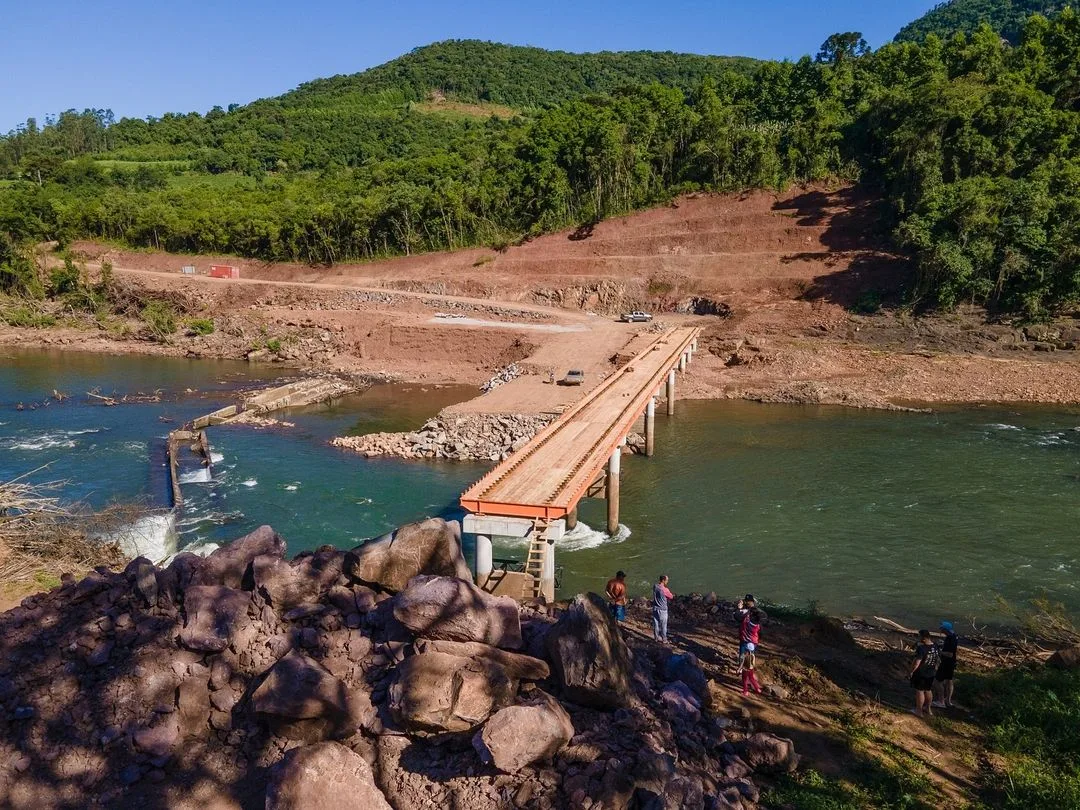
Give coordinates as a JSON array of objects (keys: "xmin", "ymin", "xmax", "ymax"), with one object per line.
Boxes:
[
  {"xmin": 1048, "ymin": 644, "xmax": 1080, "ymax": 670},
  {"xmin": 344, "ymin": 518, "xmax": 469, "ymax": 592},
  {"xmin": 659, "ymin": 680, "xmax": 701, "ymax": 724},
  {"xmin": 178, "ymin": 585, "xmax": 252, "ymax": 653},
  {"xmin": 414, "ymin": 639, "xmax": 549, "ymax": 681},
  {"xmin": 545, "ymin": 593, "xmax": 633, "ymax": 709},
  {"xmin": 253, "ymin": 549, "xmax": 344, "ymax": 612},
  {"xmin": 393, "ymin": 575, "xmax": 522, "ymax": 649},
  {"xmin": 739, "ymin": 732, "xmax": 800, "ymax": 773},
  {"xmin": 190, "ymin": 525, "xmax": 286, "ymax": 589},
  {"xmin": 389, "ymin": 650, "xmax": 516, "ymax": 735},
  {"xmin": 265, "ymin": 741, "xmax": 392, "ymax": 810},
  {"xmin": 252, "ymin": 650, "xmax": 360, "ymax": 741},
  {"xmin": 661, "ymin": 653, "xmax": 707, "ymax": 698},
  {"xmin": 473, "ymin": 690, "xmax": 574, "ymax": 773}
]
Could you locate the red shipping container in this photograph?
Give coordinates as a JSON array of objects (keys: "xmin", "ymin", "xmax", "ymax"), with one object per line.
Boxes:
[{"xmin": 209, "ymin": 265, "xmax": 239, "ymax": 279}]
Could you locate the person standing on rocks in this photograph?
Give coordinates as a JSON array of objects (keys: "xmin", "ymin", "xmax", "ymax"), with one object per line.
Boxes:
[
  {"xmin": 736, "ymin": 595, "xmax": 761, "ymax": 667},
  {"xmin": 933, "ymin": 620, "xmax": 959, "ymax": 709},
  {"xmin": 605, "ymin": 570, "xmax": 628, "ymax": 623},
  {"xmin": 652, "ymin": 575, "xmax": 674, "ymax": 643},
  {"xmin": 909, "ymin": 629, "xmax": 941, "ymax": 718}
]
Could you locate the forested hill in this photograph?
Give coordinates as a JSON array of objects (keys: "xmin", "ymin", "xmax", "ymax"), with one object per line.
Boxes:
[
  {"xmin": 895, "ymin": 0, "xmax": 1068, "ymax": 44},
  {"xmin": 6, "ymin": 16, "xmax": 1080, "ymax": 317},
  {"xmin": 286, "ymin": 40, "xmax": 760, "ymax": 109}
]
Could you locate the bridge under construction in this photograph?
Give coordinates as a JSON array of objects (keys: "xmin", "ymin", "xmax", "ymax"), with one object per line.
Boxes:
[{"xmin": 460, "ymin": 326, "xmax": 700, "ymax": 601}]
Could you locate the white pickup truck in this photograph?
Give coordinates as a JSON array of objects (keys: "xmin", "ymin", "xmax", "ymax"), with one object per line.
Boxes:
[{"xmin": 620, "ymin": 310, "xmax": 653, "ymax": 323}]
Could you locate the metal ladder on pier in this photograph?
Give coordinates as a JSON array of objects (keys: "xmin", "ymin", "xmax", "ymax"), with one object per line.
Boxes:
[{"xmin": 523, "ymin": 518, "xmax": 552, "ymax": 599}]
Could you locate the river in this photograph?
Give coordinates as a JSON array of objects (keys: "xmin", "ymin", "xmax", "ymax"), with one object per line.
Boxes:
[{"xmin": 2, "ymin": 349, "xmax": 1078, "ymax": 627}]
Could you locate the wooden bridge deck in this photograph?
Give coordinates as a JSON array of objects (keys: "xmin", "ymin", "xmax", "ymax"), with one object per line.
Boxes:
[{"xmin": 460, "ymin": 326, "xmax": 699, "ymax": 519}]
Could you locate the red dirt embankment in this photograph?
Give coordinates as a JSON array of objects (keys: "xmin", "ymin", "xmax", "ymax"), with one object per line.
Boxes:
[{"xmin": 26, "ymin": 183, "xmax": 1080, "ymax": 409}]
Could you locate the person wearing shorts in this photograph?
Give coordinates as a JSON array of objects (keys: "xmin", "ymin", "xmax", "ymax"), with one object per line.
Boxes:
[
  {"xmin": 909, "ymin": 629, "xmax": 941, "ymax": 718},
  {"xmin": 605, "ymin": 571, "xmax": 628, "ymax": 623},
  {"xmin": 933, "ymin": 620, "xmax": 958, "ymax": 708}
]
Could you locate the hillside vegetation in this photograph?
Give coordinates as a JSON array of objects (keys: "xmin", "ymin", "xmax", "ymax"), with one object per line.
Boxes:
[
  {"xmin": 4, "ymin": 13, "xmax": 1080, "ymax": 316},
  {"xmin": 896, "ymin": 0, "xmax": 1068, "ymax": 44}
]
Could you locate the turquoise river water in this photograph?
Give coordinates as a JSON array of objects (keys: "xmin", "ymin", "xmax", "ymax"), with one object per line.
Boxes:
[{"xmin": 2, "ymin": 349, "xmax": 1078, "ymax": 627}]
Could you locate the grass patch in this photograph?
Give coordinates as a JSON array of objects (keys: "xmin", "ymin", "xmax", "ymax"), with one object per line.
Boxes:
[
  {"xmin": 760, "ymin": 598, "xmax": 824, "ymax": 622},
  {"xmin": 186, "ymin": 317, "xmax": 215, "ymax": 336},
  {"xmin": 1, "ymin": 304, "xmax": 56, "ymax": 328},
  {"xmin": 167, "ymin": 172, "xmax": 257, "ymax": 190},
  {"xmin": 141, "ymin": 300, "xmax": 177, "ymax": 340},
  {"xmin": 413, "ymin": 100, "xmax": 517, "ymax": 119},
  {"xmin": 969, "ymin": 666, "xmax": 1080, "ymax": 809}
]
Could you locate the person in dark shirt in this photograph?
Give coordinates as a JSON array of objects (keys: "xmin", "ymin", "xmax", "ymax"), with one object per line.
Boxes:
[
  {"xmin": 909, "ymin": 629, "xmax": 941, "ymax": 718},
  {"xmin": 933, "ymin": 620, "xmax": 959, "ymax": 709}
]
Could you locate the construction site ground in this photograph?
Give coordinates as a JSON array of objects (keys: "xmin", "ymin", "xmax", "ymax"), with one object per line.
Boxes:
[{"xmin": 5, "ymin": 183, "xmax": 1080, "ymax": 412}]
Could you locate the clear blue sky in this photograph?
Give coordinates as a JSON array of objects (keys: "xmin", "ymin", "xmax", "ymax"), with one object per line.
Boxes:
[{"xmin": 0, "ymin": 0, "xmax": 941, "ymax": 131}]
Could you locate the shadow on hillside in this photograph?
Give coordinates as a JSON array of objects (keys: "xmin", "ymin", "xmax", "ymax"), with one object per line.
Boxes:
[{"xmin": 772, "ymin": 188, "xmax": 914, "ymax": 310}]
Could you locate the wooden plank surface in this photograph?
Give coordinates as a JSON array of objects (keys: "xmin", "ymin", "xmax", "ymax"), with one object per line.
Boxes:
[{"xmin": 461, "ymin": 326, "xmax": 698, "ymax": 517}]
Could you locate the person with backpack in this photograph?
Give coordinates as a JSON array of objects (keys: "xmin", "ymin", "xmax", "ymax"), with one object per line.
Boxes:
[{"xmin": 909, "ymin": 628, "xmax": 941, "ymax": 718}]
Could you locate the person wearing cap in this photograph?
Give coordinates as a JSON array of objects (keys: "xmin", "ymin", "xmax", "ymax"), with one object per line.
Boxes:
[
  {"xmin": 933, "ymin": 621, "xmax": 959, "ymax": 708},
  {"xmin": 605, "ymin": 571, "xmax": 628, "ymax": 623}
]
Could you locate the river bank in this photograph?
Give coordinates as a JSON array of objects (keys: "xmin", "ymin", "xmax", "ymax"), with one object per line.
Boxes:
[{"xmin": 0, "ymin": 517, "xmax": 1075, "ymax": 809}]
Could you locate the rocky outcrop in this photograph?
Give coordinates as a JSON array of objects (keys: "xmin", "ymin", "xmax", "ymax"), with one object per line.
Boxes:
[
  {"xmin": 473, "ymin": 690, "xmax": 574, "ymax": 773},
  {"xmin": 344, "ymin": 517, "xmax": 469, "ymax": 593},
  {"xmin": 389, "ymin": 650, "xmax": 516, "ymax": 735},
  {"xmin": 545, "ymin": 592, "xmax": 634, "ymax": 709},
  {"xmin": 266, "ymin": 742, "xmax": 392, "ymax": 810},
  {"xmin": 0, "ymin": 522, "xmax": 785, "ymax": 810},
  {"xmin": 414, "ymin": 639, "xmax": 549, "ymax": 681},
  {"xmin": 190, "ymin": 524, "xmax": 286, "ymax": 588},
  {"xmin": 253, "ymin": 547, "xmax": 344, "ymax": 612},
  {"xmin": 332, "ymin": 413, "xmax": 554, "ymax": 461},
  {"xmin": 251, "ymin": 650, "xmax": 358, "ymax": 741},
  {"xmin": 393, "ymin": 575, "xmax": 523, "ymax": 649},
  {"xmin": 740, "ymin": 733, "xmax": 801, "ymax": 773},
  {"xmin": 178, "ymin": 584, "xmax": 253, "ymax": 652}
]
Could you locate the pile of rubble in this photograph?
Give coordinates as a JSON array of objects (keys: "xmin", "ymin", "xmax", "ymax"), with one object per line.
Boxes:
[
  {"xmin": 0, "ymin": 517, "xmax": 799, "ymax": 809},
  {"xmin": 481, "ymin": 363, "xmax": 523, "ymax": 392},
  {"xmin": 332, "ymin": 413, "xmax": 555, "ymax": 461}
]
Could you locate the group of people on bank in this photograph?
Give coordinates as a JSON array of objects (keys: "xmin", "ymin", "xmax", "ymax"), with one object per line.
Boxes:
[
  {"xmin": 604, "ymin": 571, "xmax": 961, "ymax": 712},
  {"xmin": 604, "ymin": 572, "xmax": 766, "ymax": 697}
]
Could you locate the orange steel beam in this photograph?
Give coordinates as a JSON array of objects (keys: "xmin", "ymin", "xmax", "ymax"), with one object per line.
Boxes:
[{"xmin": 460, "ymin": 326, "xmax": 699, "ymax": 519}]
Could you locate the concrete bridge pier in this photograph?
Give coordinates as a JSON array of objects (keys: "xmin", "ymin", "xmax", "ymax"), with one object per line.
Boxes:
[
  {"xmin": 606, "ymin": 444, "xmax": 621, "ymax": 536},
  {"xmin": 679, "ymin": 352, "xmax": 687, "ymax": 373},
  {"xmin": 645, "ymin": 397, "xmax": 656, "ymax": 456},
  {"xmin": 565, "ymin": 506, "xmax": 578, "ymax": 531},
  {"xmin": 474, "ymin": 533, "xmax": 493, "ymax": 588},
  {"xmin": 464, "ymin": 515, "xmax": 564, "ymax": 600},
  {"xmin": 666, "ymin": 369, "xmax": 676, "ymax": 416}
]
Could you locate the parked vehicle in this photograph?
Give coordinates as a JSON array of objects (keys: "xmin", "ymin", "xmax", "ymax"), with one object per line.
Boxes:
[
  {"xmin": 620, "ymin": 310, "xmax": 653, "ymax": 323},
  {"xmin": 560, "ymin": 369, "xmax": 585, "ymax": 386}
]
